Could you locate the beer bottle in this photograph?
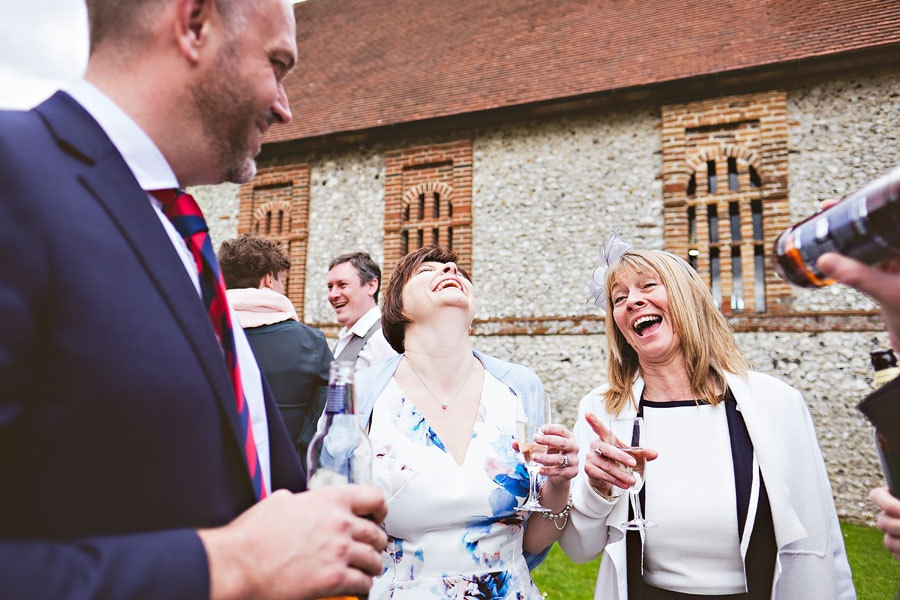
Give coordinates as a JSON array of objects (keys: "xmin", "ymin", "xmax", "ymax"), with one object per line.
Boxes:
[
  {"xmin": 773, "ymin": 164, "xmax": 900, "ymax": 287},
  {"xmin": 870, "ymin": 348, "xmax": 900, "ymax": 498}
]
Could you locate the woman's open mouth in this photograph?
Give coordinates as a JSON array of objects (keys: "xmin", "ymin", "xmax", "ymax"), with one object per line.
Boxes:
[
  {"xmin": 632, "ymin": 315, "xmax": 662, "ymax": 337},
  {"xmin": 433, "ymin": 279, "xmax": 462, "ymax": 292}
]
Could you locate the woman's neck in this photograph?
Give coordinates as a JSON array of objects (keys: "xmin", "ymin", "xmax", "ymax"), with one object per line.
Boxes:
[
  {"xmin": 639, "ymin": 353, "xmax": 695, "ymax": 402},
  {"xmin": 403, "ymin": 322, "xmax": 475, "ymax": 385}
]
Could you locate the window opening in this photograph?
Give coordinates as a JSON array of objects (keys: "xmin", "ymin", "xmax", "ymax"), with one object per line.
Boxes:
[
  {"xmin": 707, "ymin": 204, "xmax": 719, "ymax": 244},
  {"xmin": 754, "ymin": 246, "xmax": 767, "ymax": 312},
  {"xmin": 731, "ymin": 246, "xmax": 744, "ymax": 312},
  {"xmin": 728, "ymin": 157, "xmax": 739, "ymax": 192},
  {"xmin": 729, "ymin": 202, "xmax": 741, "ymax": 241},
  {"xmin": 749, "ymin": 165, "xmax": 761, "ymax": 189},
  {"xmin": 710, "ymin": 247, "xmax": 721, "ymax": 309}
]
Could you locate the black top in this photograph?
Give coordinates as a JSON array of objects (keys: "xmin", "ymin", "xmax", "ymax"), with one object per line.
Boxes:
[{"xmin": 245, "ymin": 319, "xmax": 334, "ymax": 463}]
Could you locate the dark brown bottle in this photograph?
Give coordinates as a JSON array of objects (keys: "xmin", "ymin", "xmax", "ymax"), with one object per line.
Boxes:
[
  {"xmin": 871, "ymin": 348, "xmax": 900, "ymax": 497},
  {"xmin": 774, "ymin": 165, "xmax": 900, "ymax": 287},
  {"xmin": 872, "ymin": 349, "xmax": 900, "ymax": 388}
]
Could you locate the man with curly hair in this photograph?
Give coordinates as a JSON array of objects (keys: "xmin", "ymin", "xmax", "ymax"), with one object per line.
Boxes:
[{"xmin": 219, "ymin": 233, "xmax": 333, "ymax": 463}]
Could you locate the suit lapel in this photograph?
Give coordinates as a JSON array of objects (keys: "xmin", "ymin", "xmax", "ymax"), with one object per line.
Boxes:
[{"xmin": 35, "ymin": 92, "xmax": 247, "ymax": 466}]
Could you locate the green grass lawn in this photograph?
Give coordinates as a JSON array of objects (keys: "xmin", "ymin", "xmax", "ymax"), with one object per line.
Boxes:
[{"xmin": 531, "ymin": 522, "xmax": 900, "ymax": 599}]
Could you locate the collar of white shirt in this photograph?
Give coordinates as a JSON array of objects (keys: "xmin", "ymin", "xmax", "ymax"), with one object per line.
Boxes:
[
  {"xmin": 63, "ymin": 79, "xmax": 178, "ymax": 191},
  {"xmin": 340, "ymin": 304, "xmax": 381, "ymax": 340}
]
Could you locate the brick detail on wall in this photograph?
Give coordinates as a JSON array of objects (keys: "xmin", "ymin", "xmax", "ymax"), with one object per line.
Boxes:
[
  {"xmin": 237, "ymin": 165, "xmax": 311, "ymax": 319},
  {"xmin": 383, "ymin": 141, "xmax": 473, "ymax": 281},
  {"xmin": 662, "ymin": 91, "xmax": 793, "ymax": 314}
]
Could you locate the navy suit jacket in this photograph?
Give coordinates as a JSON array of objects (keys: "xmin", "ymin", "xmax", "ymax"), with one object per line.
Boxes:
[{"xmin": 0, "ymin": 92, "xmax": 305, "ymax": 599}]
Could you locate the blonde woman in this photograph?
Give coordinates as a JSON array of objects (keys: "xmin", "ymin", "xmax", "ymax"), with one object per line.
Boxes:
[{"xmin": 559, "ymin": 233, "xmax": 854, "ymax": 600}]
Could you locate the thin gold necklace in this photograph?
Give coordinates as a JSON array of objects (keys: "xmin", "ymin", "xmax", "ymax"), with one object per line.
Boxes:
[{"xmin": 405, "ymin": 356, "xmax": 478, "ymax": 410}]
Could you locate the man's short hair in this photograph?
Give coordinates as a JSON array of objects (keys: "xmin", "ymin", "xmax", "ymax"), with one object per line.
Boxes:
[
  {"xmin": 218, "ymin": 233, "xmax": 291, "ymax": 289},
  {"xmin": 328, "ymin": 252, "xmax": 382, "ymax": 303},
  {"xmin": 85, "ymin": 0, "xmax": 249, "ymax": 54}
]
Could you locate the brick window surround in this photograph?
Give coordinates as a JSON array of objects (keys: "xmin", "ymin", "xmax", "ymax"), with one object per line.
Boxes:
[
  {"xmin": 384, "ymin": 141, "xmax": 473, "ymax": 281},
  {"xmin": 237, "ymin": 164, "xmax": 311, "ymax": 319},
  {"xmin": 662, "ymin": 92, "xmax": 792, "ymax": 315}
]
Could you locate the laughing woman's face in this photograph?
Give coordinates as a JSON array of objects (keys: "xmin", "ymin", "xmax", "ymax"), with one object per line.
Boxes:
[{"xmin": 610, "ymin": 268, "xmax": 682, "ymax": 366}]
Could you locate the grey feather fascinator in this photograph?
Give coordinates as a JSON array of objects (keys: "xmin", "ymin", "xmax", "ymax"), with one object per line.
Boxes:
[{"xmin": 588, "ymin": 230, "xmax": 633, "ymax": 313}]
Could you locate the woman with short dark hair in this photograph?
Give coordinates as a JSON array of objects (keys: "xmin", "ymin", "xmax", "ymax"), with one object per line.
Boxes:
[{"xmin": 356, "ymin": 245, "xmax": 578, "ymax": 599}]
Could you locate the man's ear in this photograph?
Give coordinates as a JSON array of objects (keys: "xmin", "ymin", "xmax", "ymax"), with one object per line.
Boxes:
[
  {"xmin": 260, "ymin": 273, "xmax": 274, "ymax": 290},
  {"xmin": 173, "ymin": 0, "xmax": 216, "ymax": 63},
  {"xmin": 366, "ymin": 278, "xmax": 379, "ymax": 299}
]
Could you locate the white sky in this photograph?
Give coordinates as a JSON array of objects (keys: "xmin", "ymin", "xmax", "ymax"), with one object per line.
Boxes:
[
  {"xmin": 0, "ymin": 0, "xmax": 90, "ymax": 109},
  {"xmin": 0, "ymin": 0, "xmax": 306, "ymax": 111}
]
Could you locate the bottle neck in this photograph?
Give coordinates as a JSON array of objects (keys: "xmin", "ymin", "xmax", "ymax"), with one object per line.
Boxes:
[{"xmin": 874, "ymin": 367, "xmax": 900, "ymax": 388}]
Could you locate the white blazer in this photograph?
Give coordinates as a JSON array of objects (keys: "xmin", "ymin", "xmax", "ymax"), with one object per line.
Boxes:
[{"xmin": 558, "ymin": 370, "xmax": 855, "ymax": 600}]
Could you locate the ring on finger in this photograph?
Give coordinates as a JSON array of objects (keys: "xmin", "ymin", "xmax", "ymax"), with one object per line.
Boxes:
[
  {"xmin": 594, "ymin": 446, "xmax": 604, "ymax": 458},
  {"xmin": 561, "ymin": 454, "xmax": 569, "ymax": 468}
]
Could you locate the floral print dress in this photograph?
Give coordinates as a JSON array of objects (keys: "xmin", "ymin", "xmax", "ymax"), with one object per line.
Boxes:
[{"xmin": 368, "ymin": 372, "xmax": 543, "ymax": 600}]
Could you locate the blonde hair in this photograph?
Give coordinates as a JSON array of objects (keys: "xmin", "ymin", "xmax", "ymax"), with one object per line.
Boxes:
[{"xmin": 603, "ymin": 249, "xmax": 748, "ymax": 415}]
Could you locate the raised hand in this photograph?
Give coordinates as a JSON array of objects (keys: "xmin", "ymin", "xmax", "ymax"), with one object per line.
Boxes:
[
  {"xmin": 583, "ymin": 412, "xmax": 658, "ymax": 497},
  {"xmin": 533, "ymin": 423, "xmax": 579, "ymax": 486}
]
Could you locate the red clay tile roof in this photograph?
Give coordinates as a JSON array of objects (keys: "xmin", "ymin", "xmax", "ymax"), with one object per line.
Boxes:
[{"xmin": 266, "ymin": 0, "xmax": 900, "ymax": 143}]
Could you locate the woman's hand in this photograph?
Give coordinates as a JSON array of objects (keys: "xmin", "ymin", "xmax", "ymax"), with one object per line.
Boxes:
[
  {"xmin": 584, "ymin": 412, "xmax": 658, "ymax": 498},
  {"xmin": 532, "ymin": 424, "xmax": 579, "ymax": 489}
]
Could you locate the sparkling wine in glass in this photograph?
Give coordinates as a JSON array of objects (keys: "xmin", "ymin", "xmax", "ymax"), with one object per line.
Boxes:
[
  {"xmin": 516, "ymin": 420, "xmax": 550, "ymax": 512},
  {"xmin": 608, "ymin": 416, "xmax": 655, "ymax": 531},
  {"xmin": 515, "ymin": 393, "xmax": 553, "ymax": 513}
]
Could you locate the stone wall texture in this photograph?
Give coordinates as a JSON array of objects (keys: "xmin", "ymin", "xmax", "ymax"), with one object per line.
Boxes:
[{"xmin": 193, "ymin": 64, "xmax": 900, "ymax": 524}]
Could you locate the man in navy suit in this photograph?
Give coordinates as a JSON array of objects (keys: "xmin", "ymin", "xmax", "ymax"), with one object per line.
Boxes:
[{"xmin": 0, "ymin": 0, "xmax": 386, "ymax": 598}]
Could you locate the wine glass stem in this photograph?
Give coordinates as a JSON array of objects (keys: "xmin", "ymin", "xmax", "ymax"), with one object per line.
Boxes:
[
  {"xmin": 630, "ymin": 491, "xmax": 643, "ymax": 525},
  {"xmin": 528, "ymin": 464, "xmax": 541, "ymax": 503}
]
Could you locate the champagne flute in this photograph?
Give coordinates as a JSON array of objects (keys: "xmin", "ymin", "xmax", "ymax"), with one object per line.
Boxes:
[
  {"xmin": 515, "ymin": 392, "xmax": 553, "ymax": 512},
  {"xmin": 608, "ymin": 416, "xmax": 655, "ymax": 531}
]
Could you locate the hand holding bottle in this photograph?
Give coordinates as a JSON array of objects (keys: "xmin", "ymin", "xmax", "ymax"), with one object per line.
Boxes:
[
  {"xmin": 817, "ymin": 251, "xmax": 900, "ymax": 353},
  {"xmin": 199, "ymin": 486, "xmax": 387, "ymax": 600}
]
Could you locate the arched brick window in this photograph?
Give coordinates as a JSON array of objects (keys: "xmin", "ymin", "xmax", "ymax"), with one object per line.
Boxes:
[
  {"xmin": 684, "ymin": 147, "xmax": 766, "ymax": 312},
  {"xmin": 662, "ymin": 92, "xmax": 792, "ymax": 314},
  {"xmin": 384, "ymin": 141, "xmax": 472, "ymax": 281},
  {"xmin": 400, "ymin": 182, "xmax": 456, "ymax": 254},
  {"xmin": 237, "ymin": 165, "xmax": 310, "ymax": 318}
]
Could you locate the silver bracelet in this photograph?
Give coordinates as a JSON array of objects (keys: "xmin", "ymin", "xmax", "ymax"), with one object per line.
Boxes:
[{"xmin": 539, "ymin": 492, "xmax": 574, "ymax": 530}]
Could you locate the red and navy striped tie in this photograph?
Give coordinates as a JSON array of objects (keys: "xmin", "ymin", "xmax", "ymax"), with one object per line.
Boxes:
[{"xmin": 152, "ymin": 188, "xmax": 266, "ymax": 501}]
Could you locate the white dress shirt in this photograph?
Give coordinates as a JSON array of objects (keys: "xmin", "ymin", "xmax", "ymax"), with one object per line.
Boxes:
[
  {"xmin": 333, "ymin": 305, "xmax": 397, "ymax": 371},
  {"xmin": 64, "ymin": 79, "xmax": 272, "ymax": 494}
]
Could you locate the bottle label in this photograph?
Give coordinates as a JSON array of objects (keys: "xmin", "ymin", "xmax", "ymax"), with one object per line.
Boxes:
[
  {"xmin": 326, "ymin": 383, "xmax": 348, "ymax": 413},
  {"xmin": 874, "ymin": 367, "xmax": 900, "ymax": 388}
]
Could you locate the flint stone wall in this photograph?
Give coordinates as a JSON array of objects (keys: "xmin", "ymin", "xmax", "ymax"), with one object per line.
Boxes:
[{"xmin": 193, "ymin": 64, "xmax": 900, "ymax": 524}]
